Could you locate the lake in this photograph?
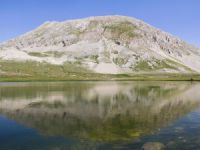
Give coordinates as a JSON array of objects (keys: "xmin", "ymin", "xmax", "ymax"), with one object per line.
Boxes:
[{"xmin": 0, "ymin": 81, "xmax": 200, "ymax": 150}]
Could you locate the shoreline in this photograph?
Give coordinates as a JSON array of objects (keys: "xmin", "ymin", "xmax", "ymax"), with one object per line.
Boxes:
[{"xmin": 1, "ymin": 73, "xmax": 200, "ymax": 82}]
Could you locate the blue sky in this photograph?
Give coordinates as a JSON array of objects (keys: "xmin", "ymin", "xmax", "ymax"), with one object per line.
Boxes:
[{"xmin": 0, "ymin": 0, "xmax": 200, "ymax": 47}]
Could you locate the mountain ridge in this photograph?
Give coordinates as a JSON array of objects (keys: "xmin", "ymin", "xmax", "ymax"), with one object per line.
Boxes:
[{"xmin": 0, "ymin": 15, "xmax": 200, "ymax": 78}]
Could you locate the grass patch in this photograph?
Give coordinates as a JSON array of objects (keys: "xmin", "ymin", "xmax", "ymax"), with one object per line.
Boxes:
[
  {"xmin": 28, "ymin": 51, "xmax": 65, "ymax": 58},
  {"xmin": 28, "ymin": 52, "xmax": 49, "ymax": 57},
  {"xmin": 0, "ymin": 61, "xmax": 200, "ymax": 81},
  {"xmin": 113, "ymin": 57, "xmax": 128, "ymax": 66},
  {"xmin": 133, "ymin": 61, "xmax": 152, "ymax": 71},
  {"xmin": 132, "ymin": 59, "xmax": 195, "ymax": 72},
  {"xmin": 165, "ymin": 59, "xmax": 195, "ymax": 72},
  {"xmin": 0, "ymin": 61, "xmax": 92, "ymax": 78},
  {"xmin": 44, "ymin": 51, "xmax": 65, "ymax": 58},
  {"xmin": 104, "ymin": 21, "xmax": 137, "ymax": 40},
  {"xmin": 90, "ymin": 55, "xmax": 99, "ymax": 63}
]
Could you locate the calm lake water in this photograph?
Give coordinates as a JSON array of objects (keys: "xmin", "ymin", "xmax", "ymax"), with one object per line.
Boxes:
[{"xmin": 1, "ymin": 81, "xmax": 200, "ymax": 150}]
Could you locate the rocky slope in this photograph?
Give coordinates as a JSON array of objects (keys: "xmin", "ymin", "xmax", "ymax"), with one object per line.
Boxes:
[{"xmin": 0, "ymin": 16, "xmax": 200, "ymax": 75}]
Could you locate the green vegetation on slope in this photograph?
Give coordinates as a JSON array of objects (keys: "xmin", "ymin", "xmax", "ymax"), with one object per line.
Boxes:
[
  {"xmin": 104, "ymin": 21, "xmax": 137, "ymax": 42},
  {"xmin": 133, "ymin": 59, "xmax": 195, "ymax": 72},
  {"xmin": 28, "ymin": 52, "xmax": 49, "ymax": 57},
  {"xmin": 0, "ymin": 61, "xmax": 106, "ymax": 81},
  {"xmin": 89, "ymin": 55, "xmax": 99, "ymax": 63},
  {"xmin": 113, "ymin": 57, "xmax": 128, "ymax": 66},
  {"xmin": 0, "ymin": 61, "xmax": 200, "ymax": 81},
  {"xmin": 28, "ymin": 51, "xmax": 65, "ymax": 58}
]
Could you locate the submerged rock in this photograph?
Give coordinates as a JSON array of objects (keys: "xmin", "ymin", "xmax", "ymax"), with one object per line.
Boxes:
[{"xmin": 142, "ymin": 142, "xmax": 165, "ymax": 150}]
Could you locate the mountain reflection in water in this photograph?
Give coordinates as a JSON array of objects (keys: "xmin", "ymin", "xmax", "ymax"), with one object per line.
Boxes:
[{"xmin": 0, "ymin": 81, "xmax": 200, "ymax": 150}]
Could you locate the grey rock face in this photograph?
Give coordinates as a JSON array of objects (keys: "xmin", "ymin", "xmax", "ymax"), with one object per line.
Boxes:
[{"xmin": 0, "ymin": 16, "xmax": 200, "ymax": 74}]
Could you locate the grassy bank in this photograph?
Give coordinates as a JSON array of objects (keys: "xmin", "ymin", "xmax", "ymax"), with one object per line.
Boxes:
[
  {"xmin": 1, "ymin": 73, "xmax": 200, "ymax": 82},
  {"xmin": 0, "ymin": 61, "xmax": 200, "ymax": 82}
]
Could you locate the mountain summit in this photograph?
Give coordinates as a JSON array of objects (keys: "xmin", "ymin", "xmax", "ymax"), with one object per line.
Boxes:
[{"xmin": 1, "ymin": 16, "xmax": 200, "ymax": 76}]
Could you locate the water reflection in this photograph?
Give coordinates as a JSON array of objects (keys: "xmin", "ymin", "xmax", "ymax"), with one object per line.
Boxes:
[
  {"xmin": 1, "ymin": 81, "xmax": 200, "ymax": 144},
  {"xmin": 0, "ymin": 82, "xmax": 200, "ymax": 141}
]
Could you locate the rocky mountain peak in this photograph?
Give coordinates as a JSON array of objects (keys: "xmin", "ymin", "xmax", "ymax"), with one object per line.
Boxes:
[{"xmin": 0, "ymin": 16, "xmax": 200, "ymax": 74}]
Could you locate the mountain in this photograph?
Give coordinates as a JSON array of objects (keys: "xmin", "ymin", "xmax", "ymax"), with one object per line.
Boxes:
[{"xmin": 0, "ymin": 16, "xmax": 200, "ymax": 80}]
